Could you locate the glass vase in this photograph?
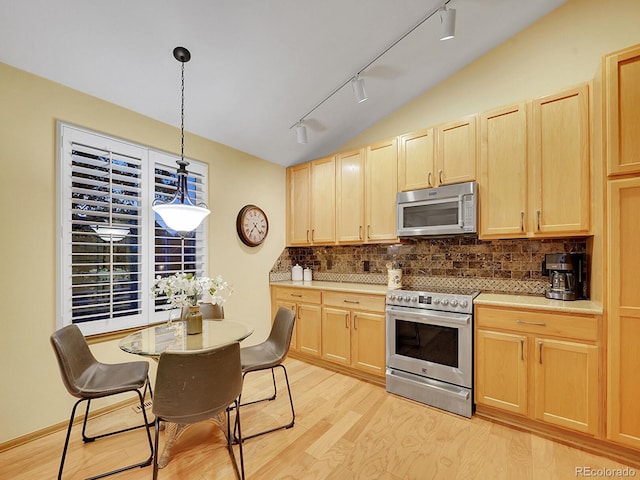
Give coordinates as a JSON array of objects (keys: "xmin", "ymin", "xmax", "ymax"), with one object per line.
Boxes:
[{"xmin": 185, "ymin": 305, "xmax": 203, "ymax": 335}]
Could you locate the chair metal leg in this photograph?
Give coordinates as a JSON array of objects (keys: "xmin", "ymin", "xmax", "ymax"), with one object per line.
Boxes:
[
  {"xmin": 234, "ymin": 363, "xmax": 295, "ymax": 443},
  {"xmin": 226, "ymin": 399, "xmax": 245, "ymax": 479},
  {"xmin": 238, "ymin": 368, "xmax": 277, "ymax": 407},
  {"xmin": 59, "ymin": 385, "xmax": 154, "ymax": 480}
]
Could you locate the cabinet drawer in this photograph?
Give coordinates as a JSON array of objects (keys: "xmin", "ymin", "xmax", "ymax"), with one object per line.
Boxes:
[
  {"xmin": 322, "ymin": 291, "xmax": 385, "ymax": 312},
  {"xmin": 274, "ymin": 287, "xmax": 321, "ymax": 304},
  {"xmin": 475, "ymin": 305, "xmax": 597, "ymax": 342}
]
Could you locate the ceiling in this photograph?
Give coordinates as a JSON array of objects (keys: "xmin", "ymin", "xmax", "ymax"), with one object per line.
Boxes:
[{"xmin": 0, "ymin": 0, "xmax": 566, "ymax": 167}]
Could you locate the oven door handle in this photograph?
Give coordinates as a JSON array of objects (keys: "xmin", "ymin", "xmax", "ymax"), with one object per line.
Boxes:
[
  {"xmin": 386, "ymin": 305, "xmax": 471, "ymax": 326},
  {"xmin": 387, "ymin": 368, "xmax": 470, "ymax": 400}
]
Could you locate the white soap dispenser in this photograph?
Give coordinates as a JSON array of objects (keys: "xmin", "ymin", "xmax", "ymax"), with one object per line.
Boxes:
[{"xmin": 292, "ymin": 264, "xmax": 303, "ymax": 281}]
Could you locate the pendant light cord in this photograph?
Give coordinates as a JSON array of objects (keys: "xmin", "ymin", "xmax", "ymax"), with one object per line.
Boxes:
[{"xmin": 180, "ymin": 60, "xmax": 185, "ymax": 161}]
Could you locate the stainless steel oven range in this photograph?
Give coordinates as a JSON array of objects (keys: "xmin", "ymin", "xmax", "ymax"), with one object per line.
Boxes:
[{"xmin": 386, "ymin": 287, "xmax": 479, "ymax": 418}]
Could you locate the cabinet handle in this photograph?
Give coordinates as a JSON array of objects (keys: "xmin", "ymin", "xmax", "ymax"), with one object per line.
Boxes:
[
  {"xmin": 345, "ymin": 313, "xmax": 349, "ymax": 329},
  {"xmin": 438, "ymin": 169, "xmax": 443, "ymax": 185},
  {"xmin": 536, "ymin": 210, "xmax": 541, "ymax": 231},
  {"xmin": 359, "ymin": 225, "xmax": 363, "ymax": 240},
  {"xmin": 306, "ymin": 230, "xmax": 309, "ymax": 242},
  {"xmin": 344, "ymin": 300, "xmax": 360, "ymax": 304},
  {"xmin": 516, "ymin": 320, "xmax": 546, "ymax": 327},
  {"xmin": 367, "ymin": 225, "xmax": 371, "ymax": 239},
  {"xmin": 520, "ymin": 212, "xmax": 525, "ymax": 232},
  {"xmin": 520, "ymin": 339, "xmax": 524, "ymax": 361},
  {"xmin": 354, "ymin": 314, "xmax": 358, "ymax": 330},
  {"xmin": 311, "ymin": 229, "xmax": 315, "ymax": 242},
  {"xmin": 291, "ymin": 293, "xmax": 303, "ymax": 298},
  {"xmin": 297, "ymin": 305, "xmax": 302, "ymax": 319},
  {"xmin": 427, "ymin": 171, "xmax": 433, "ymax": 187},
  {"xmin": 538, "ymin": 341, "xmax": 543, "ymax": 364}
]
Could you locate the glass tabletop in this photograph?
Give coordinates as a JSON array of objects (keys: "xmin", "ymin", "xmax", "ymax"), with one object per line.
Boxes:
[{"xmin": 119, "ymin": 320, "xmax": 254, "ymax": 357}]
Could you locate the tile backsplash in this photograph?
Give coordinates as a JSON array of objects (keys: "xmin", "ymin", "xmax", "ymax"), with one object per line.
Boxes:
[{"xmin": 269, "ymin": 237, "xmax": 588, "ymax": 296}]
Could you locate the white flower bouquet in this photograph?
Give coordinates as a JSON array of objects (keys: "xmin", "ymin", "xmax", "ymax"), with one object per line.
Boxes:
[{"xmin": 151, "ymin": 272, "xmax": 231, "ymax": 309}]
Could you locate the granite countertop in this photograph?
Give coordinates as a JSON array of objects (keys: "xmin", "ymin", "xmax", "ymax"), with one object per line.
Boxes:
[
  {"xmin": 474, "ymin": 293, "xmax": 603, "ymax": 315},
  {"xmin": 270, "ymin": 280, "xmax": 388, "ymax": 295}
]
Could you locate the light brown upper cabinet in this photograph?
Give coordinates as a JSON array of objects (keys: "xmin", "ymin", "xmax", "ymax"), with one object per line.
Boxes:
[
  {"xmin": 364, "ymin": 138, "xmax": 399, "ymax": 243},
  {"xmin": 436, "ymin": 114, "xmax": 478, "ymax": 187},
  {"xmin": 336, "ymin": 148, "xmax": 366, "ymax": 243},
  {"xmin": 398, "ymin": 127, "xmax": 435, "ymax": 191},
  {"xmin": 605, "ymin": 44, "xmax": 640, "ymax": 176},
  {"xmin": 286, "ymin": 156, "xmax": 336, "ymax": 246},
  {"xmin": 530, "ymin": 84, "xmax": 590, "ymax": 236},
  {"xmin": 479, "ymin": 103, "xmax": 529, "ymax": 238}
]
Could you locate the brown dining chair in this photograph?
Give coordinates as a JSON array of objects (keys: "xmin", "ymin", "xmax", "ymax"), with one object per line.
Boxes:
[
  {"xmin": 152, "ymin": 342, "xmax": 245, "ymax": 480},
  {"xmin": 50, "ymin": 324, "xmax": 154, "ymax": 480},
  {"xmin": 235, "ymin": 306, "xmax": 296, "ymax": 442}
]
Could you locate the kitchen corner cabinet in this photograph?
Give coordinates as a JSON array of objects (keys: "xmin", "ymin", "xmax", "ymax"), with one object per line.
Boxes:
[
  {"xmin": 605, "ymin": 43, "xmax": 640, "ymax": 177},
  {"xmin": 364, "ymin": 138, "xmax": 398, "ymax": 243},
  {"xmin": 286, "ymin": 156, "xmax": 336, "ymax": 246},
  {"xmin": 530, "ymin": 84, "xmax": 590, "ymax": 236},
  {"xmin": 321, "ymin": 291, "xmax": 386, "ymax": 377},
  {"xmin": 479, "ymin": 103, "xmax": 529, "ymax": 238},
  {"xmin": 436, "ymin": 114, "xmax": 478, "ymax": 186},
  {"xmin": 398, "ymin": 128, "xmax": 435, "ymax": 191},
  {"xmin": 273, "ymin": 287, "xmax": 322, "ymax": 357},
  {"xmin": 475, "ymin": 305, "xmax": 599, "ymax": 436},
  {"xmin": 607, "ymin": 177, "xmax": 640, "ymax": 449}
]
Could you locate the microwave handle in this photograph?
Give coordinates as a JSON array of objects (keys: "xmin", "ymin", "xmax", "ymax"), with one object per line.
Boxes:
[{"xmin": 458, "ymin": 195, "xmax": 464, "ymax": 228}]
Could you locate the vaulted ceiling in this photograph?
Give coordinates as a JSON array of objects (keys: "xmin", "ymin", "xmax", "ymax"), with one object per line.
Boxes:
[{"xmin": 0, "ymin": 0, "xmax": 565, "ymax": 167}]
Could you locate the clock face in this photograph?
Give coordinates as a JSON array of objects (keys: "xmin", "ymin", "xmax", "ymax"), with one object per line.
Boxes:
[{"xmin": 236, "ymin": 205, "xmax": 269, "ymax": 246}]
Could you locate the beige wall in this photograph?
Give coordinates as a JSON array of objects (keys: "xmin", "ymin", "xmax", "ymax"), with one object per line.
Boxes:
[
  {"xmin": 342, "ymin": 0, "xmax": 640, "ymax": 151},
  {"xmin": 0, "ymin": 63, "xmax": 285, "ymax": 444}
]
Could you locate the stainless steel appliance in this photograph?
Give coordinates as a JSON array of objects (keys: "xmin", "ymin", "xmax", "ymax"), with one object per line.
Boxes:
[
  {"xmin": 544, "ymin": 252, "xmax": 587, "ymax": 301},
  {"xmin": 396, "ymin": 181, "xmax": 477, "ymax": 238},
  {"xmin": 386, "ymin": 287, "xmax": 479, "ymax": 418}
]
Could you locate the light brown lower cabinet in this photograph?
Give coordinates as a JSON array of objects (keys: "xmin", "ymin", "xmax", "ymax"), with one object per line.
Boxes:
[
  {"xmin": 271, "ymin": 285, "xmax": 386, "ymax": 381},
  {"xmin": 475, "ymin": 305, "xmax": 600, "ymax": 436}
]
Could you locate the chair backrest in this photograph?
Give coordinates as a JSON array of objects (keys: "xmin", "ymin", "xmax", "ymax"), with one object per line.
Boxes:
[
  {"xmin": 153, "ymin": 342, "xmax": 242, "ymax": 424},
  {"xmin": 50, "ymin": 324, "xmax": 99, "ymax": 399},
  {"xmin": 180, "ymin": 303, "xmax": 225, "ymax": 321},
  {"xmin": 266, "ymin": 307, "xmax": 296, "ymax": 362}
]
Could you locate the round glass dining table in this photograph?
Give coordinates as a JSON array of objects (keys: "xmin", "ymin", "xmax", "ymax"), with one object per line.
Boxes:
[{"xmin": 119, "ymin": 319, "xmax": 254, "ymax": 357}]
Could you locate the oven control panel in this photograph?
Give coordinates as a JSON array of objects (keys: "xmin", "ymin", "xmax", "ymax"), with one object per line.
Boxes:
[{"xmin": 386, "ymin": 290, "xmax": 476, "ymax": 314}]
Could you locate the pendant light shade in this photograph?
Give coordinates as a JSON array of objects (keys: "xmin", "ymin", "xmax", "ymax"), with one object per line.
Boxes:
[
  {"xmin": 152, "ymin": 47, "xmax": 210, "ymax": 232},
  {"xmin": 440, "ymin": 6, "xmax": 456, "ymax": 41},
  {"xmin": 91, "ymin": 225, "xmax": 130, "ymax": 242},
  {"xmin": 351, "ymin": 75, "xmax": 368, "ymax": 103}
]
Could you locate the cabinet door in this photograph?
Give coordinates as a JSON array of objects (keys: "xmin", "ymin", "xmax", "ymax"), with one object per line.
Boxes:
[
  {"xmin": 605, "ymin": 44, "xmax": 640, "ymax": 176},
  {"xmin": 287, "ymin": 163, "xmax": 311, "ymax": 245},
  {"xmin": 297, "ymin": 303, "xmax": 322, "ymax": 357},
  {"xmin": 398, "ymin": 128, "xmax": 435, "ymax": 192},
  {"xmin": 475, "ymin": 329, "xmax": 527, "ymax": 415},
  {"xmin": 608, "ymin": 177, "xmax": 640, "ymax": 448},
  {"xmin": 310, "ymin": 156, "xmax": 336, "ymax": 244},
  {"xmin": 336, "ymin": 149, "xmax": 365, "ymax": 243},
  {"xmin": 479, "ymin": 103, "xmax": 528, "ymax": 238},
  {"xmin": 321, "ymin": 307, "xmax": 351, "ymax": 366},
  {"xmin": 533, "ymin": 337, "xmax": 598, "ymax": 435},
  {"xmin": 351, "ymin": 310, "xmax": 385, "ymax": 376},
  {"xmin": 530, "ymin": 84, "xmax": 590, "ymax": 235},
  {"xmin": 275, "ymin": 300, "xmax": 297, "ymax": 352},
  {"xmin": 436, "ymin": 114, "xmax": 477, "ymax": 186},
  {"xmin": 365, "ymin": 138, "xmax": 398, "ymax": 243}
]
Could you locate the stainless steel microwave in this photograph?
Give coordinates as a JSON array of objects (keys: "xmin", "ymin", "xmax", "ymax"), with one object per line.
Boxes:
[{"xmin": 396, "ymin": 181, "xmax": 477, "ymax": 237}]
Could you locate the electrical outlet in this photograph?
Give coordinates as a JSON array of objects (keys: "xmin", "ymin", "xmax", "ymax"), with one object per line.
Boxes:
[{"xmin": 363, "ymin": 260, "xmax": 370, "ymax": 272}]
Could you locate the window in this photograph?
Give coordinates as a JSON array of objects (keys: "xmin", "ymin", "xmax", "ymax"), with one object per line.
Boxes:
[{"xmin": 57, "ymin": 123, "xmax": 208, "ymax": 335}]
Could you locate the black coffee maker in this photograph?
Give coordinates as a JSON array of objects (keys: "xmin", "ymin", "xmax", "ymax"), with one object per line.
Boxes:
[{"xmin": 543, "ymin": 253, "xmax": 587, "ymax": 301}]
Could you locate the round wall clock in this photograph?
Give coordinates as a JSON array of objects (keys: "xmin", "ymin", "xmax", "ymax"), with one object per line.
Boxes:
[{"xmin": 236, "ymin": 204, "xmax": 269, "ymax": 246}]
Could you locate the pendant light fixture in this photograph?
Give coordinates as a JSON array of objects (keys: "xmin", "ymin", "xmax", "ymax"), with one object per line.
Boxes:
[
  {"xmin": 152, "ymin": 46, "xmax": 210, "ymax": 232},
  {"xmin": 296, "ymin": 121, "xmax": 308, "ymax": 144},
  {"xmin": 351, "ymin": 74, "xmax": 368, "ymax": 103},
  {"xmin": 439, "ymin": 5, "xmax": 456, "ymax": 41}
]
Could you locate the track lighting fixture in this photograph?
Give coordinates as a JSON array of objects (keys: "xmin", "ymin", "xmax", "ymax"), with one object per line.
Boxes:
[
  {"xmin": 440, "ymin": 6, "xmax": 456, "ymax": 41},
  {"xmin": 290, "ymin": 1, "xmax": 455, "ymax": 143},
  {"xmin": 351, "ymin": 75, "xmax": 368, "ymax": 103},
  {"xmin": 296, "ymin": 122, "xmax": 308, "ymax": 144}
]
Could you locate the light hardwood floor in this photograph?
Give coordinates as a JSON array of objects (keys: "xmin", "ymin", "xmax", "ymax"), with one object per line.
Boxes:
[{"xmin": 1, "ymin": 358, "xmax": 635, "ymax": 479}]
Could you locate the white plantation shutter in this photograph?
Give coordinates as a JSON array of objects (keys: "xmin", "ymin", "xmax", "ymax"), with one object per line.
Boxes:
[{"xmin": 58, "ymin": 124, "xmax": 208, "ymax": 335}]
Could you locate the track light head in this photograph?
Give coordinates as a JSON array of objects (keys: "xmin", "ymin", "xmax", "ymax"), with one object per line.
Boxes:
[
  {"xmin": 351, "ymin": 75, "xmax": 368, "ymax": 103},
  {"xmin": 296, "ymin": 122, "xmax": 308, "ymax": 144},
  {"xmin": 440, "ymin": 6, "xmax": 456, "ymax": 41}
]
